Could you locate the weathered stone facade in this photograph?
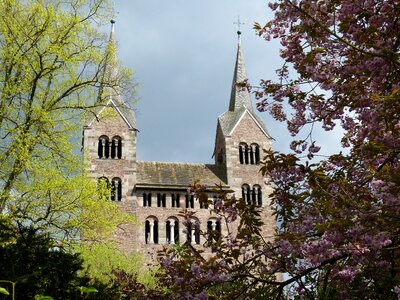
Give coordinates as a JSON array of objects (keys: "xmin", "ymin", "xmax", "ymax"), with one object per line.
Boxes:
[{"xmin": 83, "ymin": 28, "xmax": 275, "ymax": 258}]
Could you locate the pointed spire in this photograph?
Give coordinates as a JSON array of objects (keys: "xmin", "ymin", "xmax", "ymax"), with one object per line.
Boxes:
[
  {"xmin": 228, "ymin": 31, "xmax": 253, "ymax": 112},
  {"xmin": 91, "ymin": 20, "xmax": 136, "ymax": 129},
  {"xmin": 104, "ymin": 19, "xmax": 118, "ymax": 83}
]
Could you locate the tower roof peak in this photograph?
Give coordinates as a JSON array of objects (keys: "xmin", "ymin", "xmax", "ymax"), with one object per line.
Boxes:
[{"xmin": 228, "ymin": 32, "xmax": 253, "ymax": 112}]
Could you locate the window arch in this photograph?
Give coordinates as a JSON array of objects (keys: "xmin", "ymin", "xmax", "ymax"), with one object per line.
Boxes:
[
  {"xmin": 111, "ymin": 177, "xmax": 122, "ymax": 201},
  {"xmin": 239, "ymin": 143, "xmax": 260, "ymax": 165},
  {"xmin": 241, "ymin": 184, "xmax": 251, "ymax": 205},
  {"xmin": 98, "ymin": 136, "xmax": 110, "ymax": 159},
  {"xmin": 145, "ymin": 216, "xmax": 158, "ymax": 244},
  {"xmin": 186, "ymin": 218, "xmax": 200, "ymax": 245},
  {"xmin": 111, "ymin": 136, "xmax": 122, "ymax": 159},
  {"xmin": 166, "ymin": 217, "xmax": 179, "ymax": 244},
  {"xmin": 252, "ymin": 185, "xmax": 262, "ymax": 207},
  {"xmin": 251, "ymin": 143, "xmax": 260, "ymax": 164}
]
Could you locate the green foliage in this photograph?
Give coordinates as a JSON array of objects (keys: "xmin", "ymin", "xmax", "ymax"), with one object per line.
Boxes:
[
  {"xmin": 0, "ymin": 287, "xmax": 9, "ymax": 296},
  {"xmin": 34, "ymin": 296, "xmax": 54, "ymax": 300},
  {"xmin": 77, "ymin": 242, "xmax": 158, "ymax": 289},
  {"xmin": 0, "ymin": 220, "xmax": 83, "ymax": 299},
  {"xmin": 0, "ymin": 0, "xmax": 135, "ymax": 245}
]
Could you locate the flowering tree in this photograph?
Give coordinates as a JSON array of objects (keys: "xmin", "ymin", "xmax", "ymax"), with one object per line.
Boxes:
[
  {"xmin": 253, "ymin": 0, "xmax": 400, "ymax": 298},
  {"xmin": 143, "ymin": 0, "xmax": 400, "ymax": 299}
]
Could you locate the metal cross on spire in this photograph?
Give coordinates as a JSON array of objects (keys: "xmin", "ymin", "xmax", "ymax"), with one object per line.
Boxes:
[{"xmin": 233, "ymin": 16, "xmax": 245, "ymax": 36}]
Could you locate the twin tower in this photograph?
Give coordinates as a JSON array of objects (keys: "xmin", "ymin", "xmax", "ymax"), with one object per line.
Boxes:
[{"xmin": 83, "ymin": 23, "xmax": 275, "ymax": 255}]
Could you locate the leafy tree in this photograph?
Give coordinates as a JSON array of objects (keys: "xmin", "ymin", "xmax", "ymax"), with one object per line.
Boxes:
[
  {"xmin": 153, "ymin": 0, "xmax": 400, "ymax": 299},
  {"xmin": 0, "ymin": 0, "xmax": 141, "ymax": 296},
  {"xmin": 0, "ymin": 0, "xmax": 134, "ymax": 242},
  {"xmin": 0, "ymin": 219, "xmax": 84, "ymax": 299}
]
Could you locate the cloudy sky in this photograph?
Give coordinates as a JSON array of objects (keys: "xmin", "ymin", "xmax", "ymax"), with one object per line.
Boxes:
[{"xmin": 109, "ymin": 1, "xmax": 310, "ymax": 163}]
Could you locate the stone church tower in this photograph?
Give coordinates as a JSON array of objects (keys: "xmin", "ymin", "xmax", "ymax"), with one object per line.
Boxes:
[{"xmin": 83, "ymin": 23, "xmax": 275, "ymax": 256}]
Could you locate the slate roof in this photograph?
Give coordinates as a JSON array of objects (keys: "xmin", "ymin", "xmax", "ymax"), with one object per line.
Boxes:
[
  {"xmin": 229, "ymin": 35, "xmax": 253, "ymax": 112},
  {"xmin": 136, "ymin": 161, "xmax": 227, "ymax": 189},
  {"xmin": 218, "ymin": 33, "xmax": 272, "ymax": 139},
  {"xmin": 218, "ymin": 106, "xmax": 272, "ymax": 139}
]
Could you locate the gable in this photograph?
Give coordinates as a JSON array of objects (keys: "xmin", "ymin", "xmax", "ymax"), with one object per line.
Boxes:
[
  {"xmin": 86, "ymin": 98, "xmax": 136, "ymax": 130},
  {"xmin": 219, "ymin": 107, "xmax": 272, "ymax": 139}
]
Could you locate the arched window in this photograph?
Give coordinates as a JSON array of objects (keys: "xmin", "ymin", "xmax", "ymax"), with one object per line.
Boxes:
[
  {"xmin": 252, "ymin": 185, "xmax": 262, "ymax": 207},
  {"xmin": 111, "ymin": 136, "xmax": 122, "ymax": 159},
  {"xmin": 207, "ymin": 218, "xmax": 221, "ymax": 242},
  {"xmin": 171, "ymin": 194, "xmax": 180, "ymax": 208},
  {"xmin": 98, "ymin": 177, "xmax": 110, "ymax": 199},
  {"xmin": 111, "ymin": 177, "xmax": 122, "ymax": 201},
  {"xmin": 143, "ymin": 192, "xmax": 152, "ymax": 207},
  {"xmin": 251, "ymin": 143, "xmax": 260, "ymax": 165},
  {"xmin": 157, "ymin": 193, "xmax": 166, "ymax": 207},
  {"xmin": 145, "ymin": 216, "xmax": 158, "ymax": 244},
  {"xmin": 186, "ymin": 218, "xmax": 200, "ymax": 245},
  {"xmin": 98, "ymin": 136, "xmax": 110, "ymax": 159},
  {"xmin": 185, "ymin": 194, "xmax": 194, "ymax": 209},
  {"xmin": 241, "ymin": 184, "xmax": 251, "ymax": 205},
  {"xmin": 166, "ymin": 217, "xmax": 179, "ymax": 244},
  {"xmin": 239, "ymin": 143, "xmax": 260, "ymax": 165},
  {"xmin": 239, "ymin": 142, "xmax": 249, "ymax": 165}
]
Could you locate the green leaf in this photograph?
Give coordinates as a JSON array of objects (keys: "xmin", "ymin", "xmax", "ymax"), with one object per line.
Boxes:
[
  {"xmin": 0, "ymin": 287, "xmax": 9, "ymax": 295},
  {"xmin": 34, "ymin": 296, "xmax": 54, "ymax": 300},
  {"xmin": 76, "ymin": 286, "xmax": 98, "ymax": 293}
]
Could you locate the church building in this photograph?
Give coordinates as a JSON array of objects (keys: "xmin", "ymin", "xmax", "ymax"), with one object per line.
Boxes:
[{"xmin": 83, "ymin": 21, "xmax": 275, "ymax": 256}]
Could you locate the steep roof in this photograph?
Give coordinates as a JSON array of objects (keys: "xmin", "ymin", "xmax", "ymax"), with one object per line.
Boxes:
[
  {"xmin": 136, "ymin": 161, "xmax": 227, "ymax": 189},
  {"xmin": 86, "ymin": 20, "xmax": 136, "ymax": 130},
  {"xmin": 216, "ymin": 33, "xmax": 271, "ymax": 139},
  {"xmin": 228, "ymin": 33, "xmax": 253, "ymax": 112},
  {"xmin": 218, "ymin": 107, "xmax": 272, "ymax": 138}
]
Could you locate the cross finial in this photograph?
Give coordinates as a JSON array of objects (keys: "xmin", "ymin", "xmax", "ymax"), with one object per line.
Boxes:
[{"xmin": 233, "ymin": 16, "xmax": 245, "ymax": 36}]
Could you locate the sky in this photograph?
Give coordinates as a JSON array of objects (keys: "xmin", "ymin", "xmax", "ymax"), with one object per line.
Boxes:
[{"xmin": 110, "ymin": 1, "xmax": 340, "ymax": 164}]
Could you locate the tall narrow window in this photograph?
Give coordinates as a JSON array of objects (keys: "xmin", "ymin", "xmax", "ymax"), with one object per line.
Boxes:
[
  {"xmin": 185, "ymin": 194, "xmax": 194, "ymax": 208},
  {"xmin": 249, "ymin": 145, "xmax": 255, "ymax": 164},
  {"xmin": 111, "ymin": 136, "xmax": 122, "ymax": 159},
  {"xmin": 244, "ymin": 144, "xmax": 249, "ymax": 164},
  {"xmin": 251, "ymin": 143, "xmax": 260, "ymax": 165},
  {"xmin": 241, "ymin": 184, "xmax": 251, "ymax": 205},
  {"xmin": 254, "ymin": 144, "xmax": 260, "ymax": 164},
  {"xmin": 166, "ymin": 217, "xmax": 179, "ymax": 244},
  {"xmin": 157, "ymin": 193, "xmax": 166, "ymax": 207},
  {"xmin": 111, "ymin": 177, "xmax": 122, "ymax": 201},
  {"xmin": 171, "ymin": 194, "xmax": 180, "ymax": 208},
  {"xmin": 248, "ymin": 185, "xmax": 262, "ymax": 207},
  {"xmin": 98, "ymin": 136, "xmax": 110, "ymax": 159},
  {"xmin": 253, "ymin": 185, "xmax": 262, "ymax": 207},
  {"xmin": 145, "ymin": 217, "xmax": 158, "ymax": 244},
  {"xmin": 186, "ymin": 219, "xmax": 200, "ymax": 245},
  {"xmin": 239, "ymin": 144, "xmax": 244, "ymax": 165},
  {"xmin": 207, "ymin": 218, "xmax": 221, "ymax": 242},
  {"xmin": 143, "ymin": 193, "xmax": 152, "ymax": 207}
]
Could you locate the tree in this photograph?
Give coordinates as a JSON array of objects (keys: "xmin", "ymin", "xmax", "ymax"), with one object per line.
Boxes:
[
  {"xmin": 0, "ymin": 220, "xmax": 84, "ymax": 299},
  {"xmin": 0, "ymin": 0, "xmax": 135, "ymax": 243},
  {"xmin": 153, "ymin": 1, "xmax": 400, "ymax": 299}
]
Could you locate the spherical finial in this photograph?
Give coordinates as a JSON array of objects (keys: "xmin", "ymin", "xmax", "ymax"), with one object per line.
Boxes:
[{"xmin": 110, "ymin": 19, "xmax": 116, "ymax": 24}]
